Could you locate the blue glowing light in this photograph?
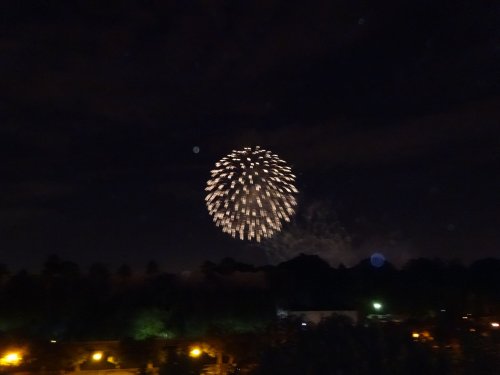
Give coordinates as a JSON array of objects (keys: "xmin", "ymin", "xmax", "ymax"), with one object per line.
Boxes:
[{"xmin": 370, "ymin": 253, "xmax": 385, "ymax": 268}]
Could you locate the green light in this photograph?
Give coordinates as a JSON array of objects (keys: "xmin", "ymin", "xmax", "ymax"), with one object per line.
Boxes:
[{"xmin": 373, "ymin": 302, "xmax": 382, "ymax": 310}]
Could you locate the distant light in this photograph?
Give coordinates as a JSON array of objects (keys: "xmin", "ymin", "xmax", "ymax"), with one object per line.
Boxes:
[
  {"xmin": 0, "ymin": 352, "xmax": 22, "ymax": 366},
  {"xmin": 491, "ymin": 322, "xmax": 499, "ymax": 328},
  {"xmin": 469, "ymin": 328, "xmax": 476, "ymax": 332},
  {"xmin": 107, "ymin": 356, "xmax": 117, "ymax": 364},
  {"xmin": 462, "ymin": 316, "xmax": 468, "ymax": 319},
  {"xmin": 92, "ymin": 352, "xmax": 103, "ymax": 361},
  {"xmin": 412, "ymin": 332, "xmax": 420, "ymax": 338},
  {"xmin": 301, "ymin": 322, "xmax": 307, "ymax": 326},
  {"xmin": 421, "ymin": 331, "xmax": 431, "ymax": 338},
  {"xmin": 189, "ymin": 348, "xmax": 202, "ymax": 358},
  {"xmin": 440, "ymin": 309, "xmax": 446, "ymax": 312},
  {"xmin": 50, "ymin": 340, "xmax": 57, "ymax": 344},
  {"xmin": 193, "ymin": 146, "xmax": 200, "ymax": 154},
  {"xmin": 5, "ymin": 353, "xmax": 19, "ymax": 362},
  {"xmin": 370, "ymin": 253, "xmax": 385, "ymax": 268},
  {"xmin": 373, "ymin": 302, "xmax": 383, "ymax": 310}
]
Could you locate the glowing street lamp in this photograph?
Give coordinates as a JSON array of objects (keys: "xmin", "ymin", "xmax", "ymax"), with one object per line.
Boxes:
[
  {"xmin": 189, "ymin": 347, "xmax": 202, "ymax": 358},
  {"xmin": 491, "ymin": 322, "xmax": 499, "ymax": 328},
  {"xmin": 92, "ymin": 352, "xmax": 103, "ymax": 361},
  {"xmin": 373, "ymin": 302, "xmax": 383, "ymax": 311},
  {"xmin": 0, "ymin": 352, "xmax": 22, "ymax": 366}
]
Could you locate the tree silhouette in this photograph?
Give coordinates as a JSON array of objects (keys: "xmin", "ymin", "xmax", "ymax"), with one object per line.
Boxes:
[
  {"xmin": 146, "ymin": 260, "xmax": 160, "ymax": 276},
  {"xmin": 117, "ymin": 264, "xmax": 133, "ymax": 281}
]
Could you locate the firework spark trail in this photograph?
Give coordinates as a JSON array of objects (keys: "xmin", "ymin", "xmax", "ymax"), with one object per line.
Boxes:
[{"xmin": 205, "ymin": 146, "xmax": 298, "ymax": 242}]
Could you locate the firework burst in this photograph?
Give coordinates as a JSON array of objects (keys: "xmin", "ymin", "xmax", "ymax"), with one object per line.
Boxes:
[{"xmin": 205, "ymin": 146, "xmax": 298, "ymax": 242}]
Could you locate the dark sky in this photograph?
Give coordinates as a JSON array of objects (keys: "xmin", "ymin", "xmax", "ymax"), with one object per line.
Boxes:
[{"xmin": 1, "ymin": 1, "xmax": 499, "ymax": 272}]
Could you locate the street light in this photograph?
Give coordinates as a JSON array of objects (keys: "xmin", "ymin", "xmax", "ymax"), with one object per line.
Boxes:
[
  {"xmin": 189, "ymin": 347, "xmax": 202, "ymax": 358},
  {"xmin": 373, "ymin": 302, "xmax": 383, "ymax": 311},
  {"xmin": 92, "ymin": 352, "xmax": 103, "ymax": 361},
  {"xmin": 0, "ymin": 352, "xmax": 22, "ymax": 366}
]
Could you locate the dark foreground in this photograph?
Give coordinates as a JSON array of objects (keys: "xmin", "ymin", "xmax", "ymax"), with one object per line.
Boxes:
[{"xmin": 2, "ymin": 315, "xmax": 499, "ymax": 375}]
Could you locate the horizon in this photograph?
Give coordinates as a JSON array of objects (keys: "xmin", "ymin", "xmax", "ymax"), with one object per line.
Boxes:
[{"xmin": 2, "ymin": 252, "xmax": 499, "ymax": 275}]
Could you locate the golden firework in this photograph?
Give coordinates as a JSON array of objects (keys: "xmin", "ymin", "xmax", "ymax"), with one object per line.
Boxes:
[{"xmin": 205, "ymin": 146, "xmax": 298, "ymax": 242}]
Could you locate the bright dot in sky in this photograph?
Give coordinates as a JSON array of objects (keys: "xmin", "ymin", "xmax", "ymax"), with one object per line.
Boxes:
[
  {"xmin": 370, "ymin": 252, "xmax": 385, "ymax": 268},
  {"xmin": 193, "ymin": 146, "xmax": 200, "ymax": 154}
]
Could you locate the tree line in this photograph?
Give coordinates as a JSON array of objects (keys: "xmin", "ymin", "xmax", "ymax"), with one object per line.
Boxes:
[{"xmin": 0, "ymin": 254, "xmax": 498, "ymax": 341}]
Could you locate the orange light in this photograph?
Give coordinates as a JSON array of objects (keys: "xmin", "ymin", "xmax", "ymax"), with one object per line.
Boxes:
[
  {"xmin": 107, "ymin": 356, "xmax": 117, "ymax": 364},
  {"xmin": 0, "ymin": 352, "xmax": 22, "ymax": 366},
  {"xmin": 189, "ymin": 348, "xmax": 202, "ymax": 358},
  {"xmin": 92, "ymin": 352, "xmax": 103, "ymax": 361}
]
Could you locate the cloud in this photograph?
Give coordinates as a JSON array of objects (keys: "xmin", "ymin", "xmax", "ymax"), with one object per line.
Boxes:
[{"xmin": 215, "ymin": 96, "xmax": 500, "ymax": 169}]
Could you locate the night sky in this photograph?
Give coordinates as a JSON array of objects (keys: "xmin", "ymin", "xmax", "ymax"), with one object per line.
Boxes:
[{"xmin": 2, "ymin": 1, "xmax": 499, "ymax": 271}]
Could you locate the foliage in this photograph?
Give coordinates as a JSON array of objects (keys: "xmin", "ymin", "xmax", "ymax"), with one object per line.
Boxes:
[
  {"xmin": 0, "ymin": 255, "xmax": 498, "ymax": 342},
  {"xmin": 131, "ymin": 308, "xmax": 172, "ymax": 340}
]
